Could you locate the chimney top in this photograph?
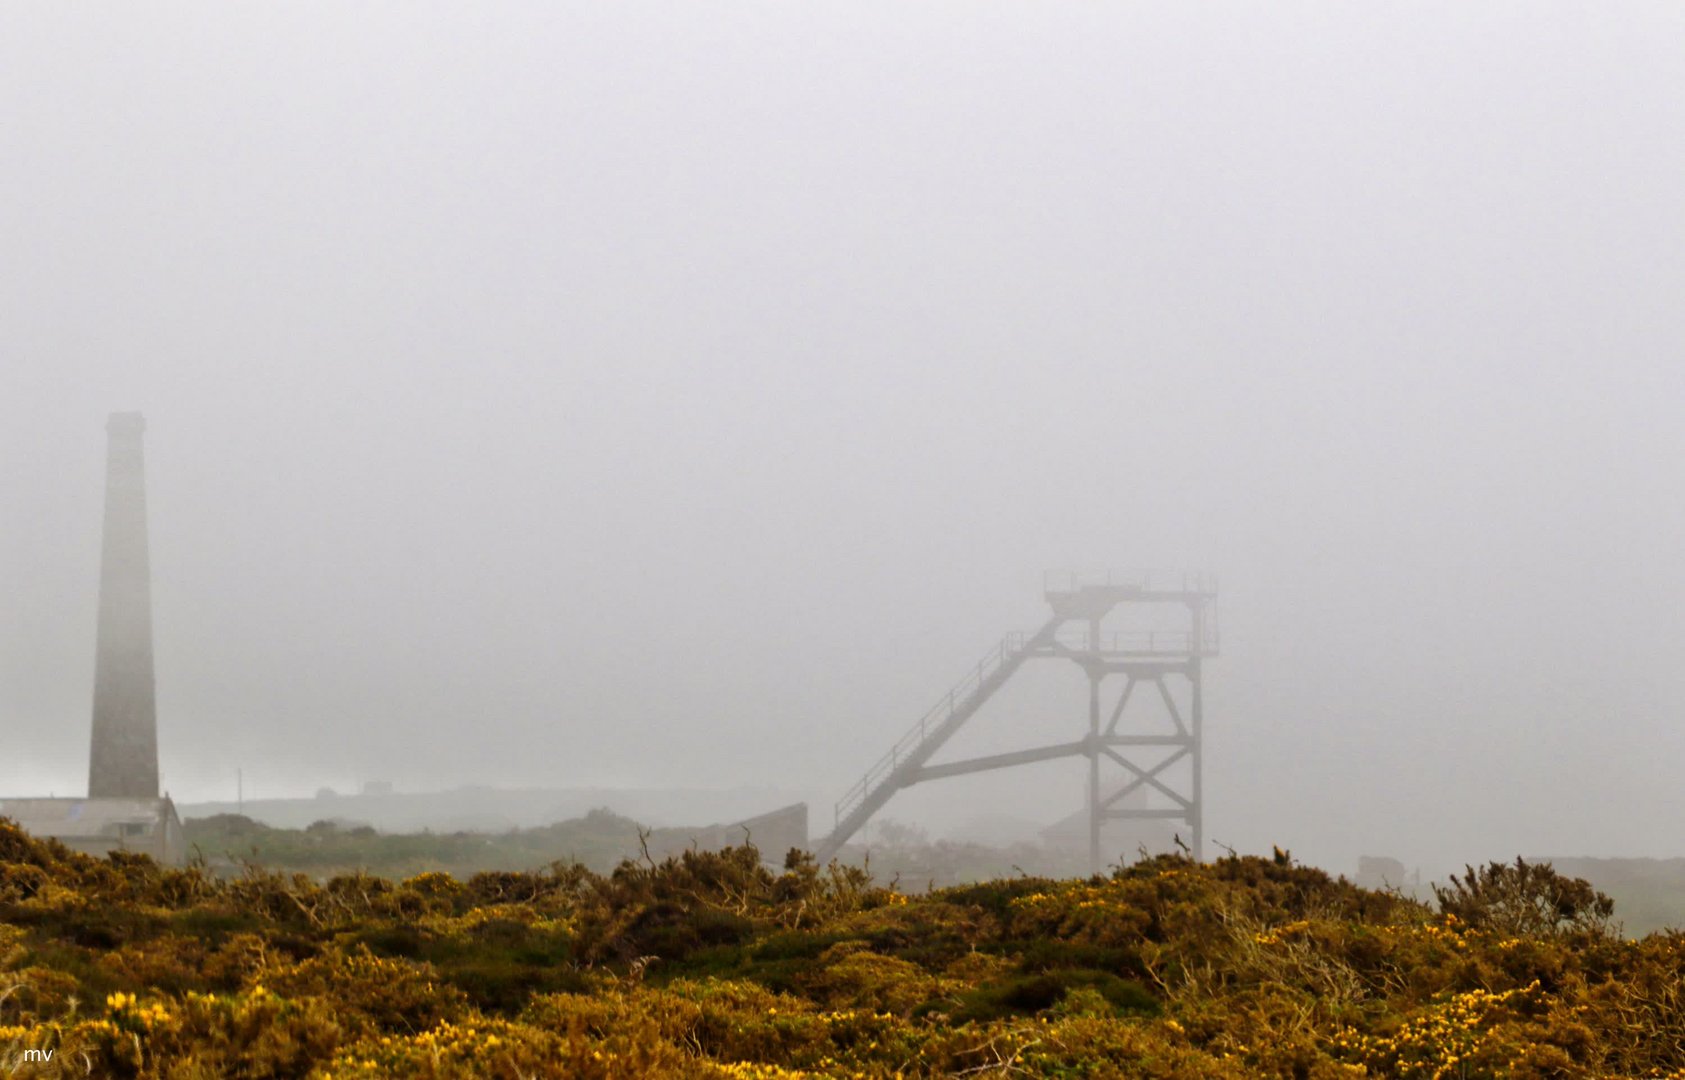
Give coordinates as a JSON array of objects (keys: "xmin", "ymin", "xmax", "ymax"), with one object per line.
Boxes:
[{"xmin": 106, "ymin": 412, "xmax": 146, "ymax": 436}]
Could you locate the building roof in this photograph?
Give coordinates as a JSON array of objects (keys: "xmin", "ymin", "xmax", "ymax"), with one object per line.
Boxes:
[{"xmin": 0, "ymin": 796, "xmax": 178, "ymax": 838}]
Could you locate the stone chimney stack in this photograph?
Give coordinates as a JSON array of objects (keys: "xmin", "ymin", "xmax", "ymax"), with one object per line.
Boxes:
[{"xmin": 88, "ymin": 412, "xmax": 159, "ymax": 798}]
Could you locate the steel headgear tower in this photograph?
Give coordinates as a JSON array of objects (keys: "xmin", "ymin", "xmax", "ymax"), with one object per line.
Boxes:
[
  {"xmin": 816, "ymin": 571, "xmax": 1217, "ymax": 869},
  {"xmin": 87, "ymin": 412, "xmax": 160, "ymax": 799}
]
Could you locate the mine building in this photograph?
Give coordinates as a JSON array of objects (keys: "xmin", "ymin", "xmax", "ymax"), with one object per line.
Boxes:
[
  {"xmin": 0, "ymin": 796, "xmax": 184, "ymax": 863},
  {"xmin": 2, "ymin": 413, "xmax": 184, "ymax": 864}
]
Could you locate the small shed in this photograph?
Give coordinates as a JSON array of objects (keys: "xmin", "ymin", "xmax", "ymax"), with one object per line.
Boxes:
[{"xmin": 0, "ymin": 796, "xmax": 185, "ymax": 865}]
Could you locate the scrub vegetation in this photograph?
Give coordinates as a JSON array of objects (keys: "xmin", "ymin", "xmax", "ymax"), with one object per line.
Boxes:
[
  {"xmin": 180, "ymin": 812, "xmax": 1093, "ymax": 889},
  {"xmin": 181, "ymin": 809, "xmax": 706, "ymax": 880},
  {"xmin": 2, "ymin": 818, "xmax": 1683, "ymax": 1078}
]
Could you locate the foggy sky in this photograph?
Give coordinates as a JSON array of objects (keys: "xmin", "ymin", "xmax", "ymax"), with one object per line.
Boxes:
[{"xmin": 3, "ymin": 3, "xmax": 1683, "ymax": 875}]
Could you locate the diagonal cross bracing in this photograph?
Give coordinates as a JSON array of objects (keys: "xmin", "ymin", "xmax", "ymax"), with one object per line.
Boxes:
[{"xmin": 1099, "ymin": 745, "xmax": 1191, "ymax": 809}]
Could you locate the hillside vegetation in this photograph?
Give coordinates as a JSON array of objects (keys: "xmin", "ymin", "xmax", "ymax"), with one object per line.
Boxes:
[
  {"xmin": 182, "ymin": 809, "xmax": 696, "ymax": 880},
  {"xmin": 181, "ymin": 812, "xmax": 1093, "ymax": 888},
  {"xmin": 2, "ymin": 819, "xmax": 1683, "ymax": 1078}
]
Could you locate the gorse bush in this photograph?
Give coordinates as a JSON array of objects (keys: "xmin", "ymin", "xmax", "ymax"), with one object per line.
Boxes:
[
  {"xmin": 1, "ymin": 818, "xmax": 1684, "ymax": 1077},
  {"xmin": 1433, "ymin": 858, "xmax": 1616, "ymax": 938}
]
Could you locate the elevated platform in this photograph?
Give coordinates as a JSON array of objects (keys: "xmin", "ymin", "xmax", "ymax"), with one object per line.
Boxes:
[{"xmin": 1043, "ymin": 569, "xmax": 1218, "ymax": 618}]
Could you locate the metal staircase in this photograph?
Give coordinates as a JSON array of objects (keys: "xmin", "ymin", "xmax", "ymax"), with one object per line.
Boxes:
[{"xmin": 814, "ymin": 617, "xmax": 1061, "ymax": 863}]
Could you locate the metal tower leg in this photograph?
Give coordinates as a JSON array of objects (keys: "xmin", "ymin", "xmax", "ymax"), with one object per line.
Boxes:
[
  {"xmin": 1087, "ymin": 658, "xmax": 1101, "ymax": 875},
  {"xmin": 1190, "ymin": 658, "xmax": 1204, "ymax": 862}
]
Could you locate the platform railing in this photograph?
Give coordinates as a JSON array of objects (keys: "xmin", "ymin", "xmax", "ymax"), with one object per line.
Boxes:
[{"xmin": 1043, "ymin": 569, "xmax": 1218, "ymax": 596}]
